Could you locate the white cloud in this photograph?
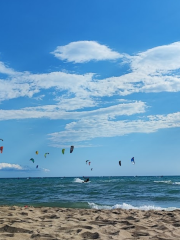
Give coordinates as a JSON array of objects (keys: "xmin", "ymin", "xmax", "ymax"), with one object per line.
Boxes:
[
  {"xmin": 42, "ymin": 168, "xmax": 50, "ymax": 172},
  {"xmin": 0, "ymin": 71, "xmax": 94, "ymax": 102},
  {"xmin": 51, "ymin": 41, "xmax": 123, "ymax": 63},
  {"xmin": 86, "ymin": 72, "xmax": 180, "ymax": 97},
  {"xmin": 34, "ymin": 94, "xmax": 45, "ymax": 100},
  {"xmin": 1, "ymin": 41, "xmax": 180, "ymax": 146},
  {"xmin": 0, "ymin": 61, "xmax": 17, "ymax": 75},
  {"xmin": 0, "ymin": 79, "xmax": 37, "ymax": 101},
  {"xmin": 49, "ymin": 112, "xmax": 180, "ymax": 145},
  {"xmin": 0, "ymin": 163, "xmax": 24, "ymax": 171},
  {"xmin": 130, "ymin": 41, "xmax": 180, "ymax": 74},
  {"xmin": 0, "ymin": 163, "xmax": 50, "ymax": 172},
  {"xmin": 54, "ymin": 96, "xmax": 97, "ymax": 111},
  {"xmin": 0, "ymin": 101, "xmax": 146, "ymax": 120},
  {"xmin": 1, "ymin": 41, "xmax": 180, "ymax": 105}
]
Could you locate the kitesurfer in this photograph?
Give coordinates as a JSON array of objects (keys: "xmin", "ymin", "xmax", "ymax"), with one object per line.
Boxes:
[
  {"xmin": 84, "ymin": 178, "xmax": 89, "ymax": 183},
  {"xmin": 70, "ymin": 146, "xmax": 74, "ymax": 153}
]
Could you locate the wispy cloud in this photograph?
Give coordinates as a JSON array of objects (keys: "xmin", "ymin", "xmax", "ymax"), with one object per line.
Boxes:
[
  {"xmin": 42, "ymin": 168, "xmax": 50, "ymax": 172},
  {"xmin": 0, "ymin": 101, "xmax": 146, "ymax": 120},
  {"xmin": 0, "ymin": 61, "xmax": 17, "ymax": 75},
  {"xmin": 49, "ymin": 112, "xmax": 180, "ymax": 146}
]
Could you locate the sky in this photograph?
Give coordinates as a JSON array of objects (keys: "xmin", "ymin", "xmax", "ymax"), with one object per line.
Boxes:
[{"xmin": 0, "ymin": 0, "xmax": 180, "ymax": 177}]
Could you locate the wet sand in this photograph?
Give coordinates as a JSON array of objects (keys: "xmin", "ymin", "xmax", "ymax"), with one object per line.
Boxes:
[{"xmin": 0, "ymin": 206, "xmax": 180, "ymax": 239}]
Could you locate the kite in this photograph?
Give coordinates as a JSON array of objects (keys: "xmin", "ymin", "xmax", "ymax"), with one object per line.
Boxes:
[
  {"xmin": 119, "ymin": 161, "xmax": 121, "ymax": 166},
  {"xmin": 35, "ymin": 151, "xmax": 38, "ymax": 155},
  {"xmin": 44, "ymin": 153, "xmax": 49, "ymax": 158},
  {"xmin": 62, "ymin": 149, "xmax": 65, "ymax": 155},
  {"xmin": 88, "ymin": 162, "xmax": 91, "ymax": 166},
  {"xmin": 0, "ymin": 139, "xmax": 3, "ymax": 141},
  {"xmin": 131, "ymin": 157, "xmax": 135, "ymax": 164},
  {"xmin": 91, "ymin": 168, "xmax": 93, "ymax": 171},
  {"xmin": 70, "ymin": 146, "xmax": 74, "ymax": 153},
  {"xmin": 30, "ymin": 158, "xmax": 34, "ymax": 163},
  {"xmin": 0, "ymin": 146, "xmax": 3, "ymax": 153},
  {"xmin": 36, "ymin": 165, "xmax": 38, "ymax": 168},
  {"xmin": 86, "ymin": 160, "xmax": 89, "ymax": 164}
]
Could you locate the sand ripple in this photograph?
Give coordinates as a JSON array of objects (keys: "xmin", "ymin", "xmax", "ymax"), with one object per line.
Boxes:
[{"xmin": 0, "ymin": 207, "xmax": 179, "ymax": 239}]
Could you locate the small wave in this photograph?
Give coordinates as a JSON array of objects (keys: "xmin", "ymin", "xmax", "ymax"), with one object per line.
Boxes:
[
  {"xmin": 100, "ymin": 179, "xmax": 120, "ymax": 183},
  {"xmin": 88, "ymin": 202, "xmax": 112, "ymax": 210},
  {"xmin": 88, "ymin": 202, "xmax": 178, "ymax": 211},
  {"xmin": 154, "ymin": 180, "xmax": 172, "ymax": 184},
  {"xmin": 173, "ymin": 182, "xmax": 180, "ymax": 185},
  {"xmin": 154, "ymin": 180, "xmax": 180, "ymax": 185}
]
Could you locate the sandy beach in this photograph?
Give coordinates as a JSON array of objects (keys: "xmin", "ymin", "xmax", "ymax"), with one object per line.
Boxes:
[{"xmin": 0, "ymin": 206, "xmax": 180, "ymax": 239}]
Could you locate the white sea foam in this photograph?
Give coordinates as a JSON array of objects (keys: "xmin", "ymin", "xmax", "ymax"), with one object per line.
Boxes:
[
  {"xmin": 88, "ymin": 202, "xmax": 178, "ymax": 211},
  {"xmin": 73, "ymin": 178, "xmax": 84, "ymax": 183},
  {"xmin": 88, "ymin": 202, "xmax": 112, "ymax": 210},
  {"xmin": 113, "ymin": 203, "xmax": 164, "ymax": 211},
  {"xmin": 173, "ymin": 182, "xmax": 180, "ymax": 185},
  {"xmin": 154, "ymin": 180, "xmax": 172, "ymax": 184},
  {"xmin": 100, "ymin": 178, "xmax": 120, "ymax": 183},
  {"xmin": 154, "ymin": 180, "xmax": 180, "ymax": 185}
]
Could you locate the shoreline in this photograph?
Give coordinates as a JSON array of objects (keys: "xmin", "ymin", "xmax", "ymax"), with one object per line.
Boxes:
[{"xmin": 0, "ymin": 206, "xmax": 180, "ymax": 239}]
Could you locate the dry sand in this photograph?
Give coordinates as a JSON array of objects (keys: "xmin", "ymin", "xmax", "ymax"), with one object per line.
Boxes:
[{"xmin": 0, "ymin": 206, "xmax": 180, "ymax": 239}]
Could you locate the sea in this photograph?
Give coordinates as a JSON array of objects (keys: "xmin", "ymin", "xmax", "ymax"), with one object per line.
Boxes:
[{"xmin": 1, "ymin": 176, "xmax": 180, "ymax": 211}]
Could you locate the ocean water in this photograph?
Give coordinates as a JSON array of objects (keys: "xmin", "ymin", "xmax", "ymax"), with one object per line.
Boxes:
[{"xmin": 1, "ymin": 176, "xmax": 180, "ymax": 211}]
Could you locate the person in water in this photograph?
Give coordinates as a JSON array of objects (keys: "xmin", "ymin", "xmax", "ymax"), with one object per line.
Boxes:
[{"xmin": 84, "ymin": 178, "xmax": 89, "ymax": 182}]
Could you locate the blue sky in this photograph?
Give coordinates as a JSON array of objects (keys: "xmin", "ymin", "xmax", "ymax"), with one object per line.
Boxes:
[{"xmin": 0, "ymin": 0, "xmax": 180, "ymax": 177}]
